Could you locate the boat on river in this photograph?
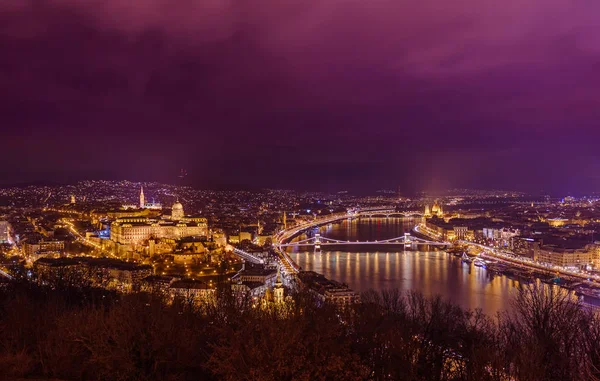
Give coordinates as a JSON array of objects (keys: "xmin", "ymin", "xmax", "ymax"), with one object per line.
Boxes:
[
  {"xmin": 473, "ymin": 259, "xmax": 486, "ymax": 268},
  {"xmin": 461, "ymin": 252, "xmax": 473, "ymax": 264},
  {"xmin": 574, "ymin": 286, "xmax": 600, "ymax": 301}
]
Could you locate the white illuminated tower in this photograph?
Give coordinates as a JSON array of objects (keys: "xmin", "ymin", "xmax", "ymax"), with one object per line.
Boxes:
[
  {"xmin": 139, "ymin": 186, "xmax": 145, "ymax": 209},
  {"xmin": 274, "ymin": 267, "xmax": 284, "ymax": 304}
]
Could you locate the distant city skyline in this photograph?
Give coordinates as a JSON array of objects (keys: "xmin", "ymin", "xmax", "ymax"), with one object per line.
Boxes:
[{"xmin": 0, "ymin": 178, "xmax": 595, "ymax": 199}]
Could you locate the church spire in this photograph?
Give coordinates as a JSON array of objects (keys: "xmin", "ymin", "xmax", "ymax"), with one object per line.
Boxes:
[
  {"xmin": 274, "ymin": 267, "xmax": 284, "ymax": 304},
  {"xmin": 139, "ymin": 186, "xmax": 145, "ymax": 209}
]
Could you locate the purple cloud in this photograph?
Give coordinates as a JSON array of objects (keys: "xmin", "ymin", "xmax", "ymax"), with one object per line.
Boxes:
[{"xmin": 0, "ymin": 0, "xmax": 599, "ymax": 192}]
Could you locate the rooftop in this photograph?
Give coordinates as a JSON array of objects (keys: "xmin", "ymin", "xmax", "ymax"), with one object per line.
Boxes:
[{"xmin": 170, "ymin": 279, "xmax": 212, "ymax": 290}]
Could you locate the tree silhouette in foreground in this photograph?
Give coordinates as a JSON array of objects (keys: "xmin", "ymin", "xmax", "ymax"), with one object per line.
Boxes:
[{"xmin": 0, "ymin": 282, "xmax": 599, "ymax": 381}]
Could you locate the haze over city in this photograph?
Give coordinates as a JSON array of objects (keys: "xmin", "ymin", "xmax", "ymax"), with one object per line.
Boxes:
[{"xmin": 1, "ymin": 0, "xmax": 600, "ymax": 194}]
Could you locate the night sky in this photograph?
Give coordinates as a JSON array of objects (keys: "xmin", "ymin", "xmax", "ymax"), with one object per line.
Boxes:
[{"xmin": 1, "ymin": 0, "xmax": 599, "ymax": 194}]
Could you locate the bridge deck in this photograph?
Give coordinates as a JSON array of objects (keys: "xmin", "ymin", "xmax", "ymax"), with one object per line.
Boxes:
[
  {"xmin": 280, "ymin": 235, "xmax": 448, "ymax": 247},
  {"xmin": 232, "ymin": 248, "xmax": 264, "ymax": 264}
]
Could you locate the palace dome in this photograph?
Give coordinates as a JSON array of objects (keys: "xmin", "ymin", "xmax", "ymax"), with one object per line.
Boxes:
[{"xmin": 172, "ymin": 201, "xmax": 184, "ymax": 220}]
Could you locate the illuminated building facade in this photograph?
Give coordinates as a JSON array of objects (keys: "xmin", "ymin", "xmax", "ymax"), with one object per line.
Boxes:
[
  {"xmin": 453, "ymin": 226, "xmax": 469, "ymax": 240},
  {"xmin": 232, "ymin": 263, "xmax": 277, "ymax": 286},
  {"xmin": 298, "ymin": 271, "xmax": 360, "ymax": 307},
  {"xmin": 111, "ymin": 218, "xmax": 208, "ymax": 245},
  {"xmin": 169, "ymin": 280, "xmax": 215, "ymax": 303},
  {"xmin": 547, "ymin": 218, "xmax": 569, "ymax": 227},
  {"xmin": 431, "ymin": 200, "xmax": 443, "ymax": 217},
  {"xmin": 424, "ymin": 201, "xmax": 443, "ymax": 218},
  {"xmin": 423, "ymin": 218, "xmax": 456, "ymax": 240},
  {"xmin": 0, "ymin": 221, "xmax": 12, "ymax": 243},
  {"xmin": 511, "ymin": 237, "xmax": 542, "ymax": 260},
  {"xmin": 33, "ymin": 257, "xmax": 152, "ymax": 292},
  {"xmin": 23, "ymin": 239, "xmax": 65, "ymax": 259},
  {"xmin": 110, "ymin": 201, "xmax": 208, "ymax": 245},
  {"xmin": 538, "ymin": 247, "xmax": 592, "ymax": 268}
]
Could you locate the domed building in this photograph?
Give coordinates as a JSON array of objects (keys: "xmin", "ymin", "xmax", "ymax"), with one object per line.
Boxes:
[
  {"xmin": 424, "ymin": 200, "xmax": 444, "ymax": 218},
  {"xmin": 431, "ymin": 200, "xmax": 444, "ymax": 217},
  {"xmin": 110, "ymin": 198, "xmax": 208, "ymax": 250},
  {"xmin": 172, "ymin": 200, "xmax": 184, "ymax": 220},
  {"xmin": 166, "ymin": 199, "xmax": 207, "ymax": 225}
]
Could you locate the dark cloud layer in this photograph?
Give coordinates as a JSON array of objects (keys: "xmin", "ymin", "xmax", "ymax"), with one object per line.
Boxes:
[{"xmin": 1, "ymin": 0, "xmax": 599, "ymax": 193}]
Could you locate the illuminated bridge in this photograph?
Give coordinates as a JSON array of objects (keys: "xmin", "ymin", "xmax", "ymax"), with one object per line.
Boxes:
[
  {"xmin": 233, "ymin": 248, "xmax": 264, "ymax": 264},
  {"xmin": 355, "ymin": 207, "xmax": 423, "ymax": 218},
  {"xmin": 0, "ymin": 267, "xmax": 13, "ymax": 280},
  {"xmin": 273, "ymin": 207, "xmax": 438, "ymax": 274},
  {"xmin": 280, "ymin": 233, "xmax": 448, "ymax": 250}
]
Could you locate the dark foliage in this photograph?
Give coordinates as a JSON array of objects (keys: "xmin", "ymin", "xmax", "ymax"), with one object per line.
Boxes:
[{"xmin": 0, "ymin": 283, "xmax": 598, "ymax": 380}]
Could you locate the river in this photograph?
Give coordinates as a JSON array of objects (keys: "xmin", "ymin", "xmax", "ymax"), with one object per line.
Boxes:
[{"xmin": 286, "ymin": 217, "xmax": 524, "ymax": 314}]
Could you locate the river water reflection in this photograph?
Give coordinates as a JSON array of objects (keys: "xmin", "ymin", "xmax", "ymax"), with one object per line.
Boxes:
[{"xmin": 287, "ymin": 218, "xmax": 523, "ymax": 314}]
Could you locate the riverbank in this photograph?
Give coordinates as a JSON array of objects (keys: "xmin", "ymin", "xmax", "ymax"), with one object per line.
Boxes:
[
  {"xmin": 276, "ymin": 217, "xmax": 600, "ymax": 309},
  {"xmin": 413, "ymin": 223, "xmax": 600, "ymax": 305}
]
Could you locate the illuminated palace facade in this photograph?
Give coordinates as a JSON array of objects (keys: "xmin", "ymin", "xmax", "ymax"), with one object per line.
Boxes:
[{"xmin": 110, "ymin": 200, "xmax": 208, "ymax": 245}]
